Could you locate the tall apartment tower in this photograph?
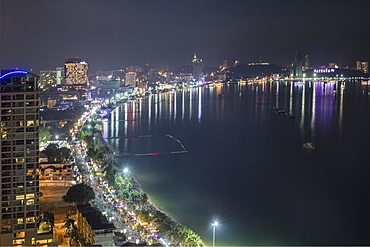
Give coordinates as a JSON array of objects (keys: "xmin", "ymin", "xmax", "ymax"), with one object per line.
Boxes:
[
  {"xmin": 192, "ymin": 53, "xmax": 203, "ymax": 80},
  {"xmin": 293, "ymin": 49, "xmax": 304, "ymax": 78},
  {"xmin": 304, "ymin": 55, "xmax": 310, "ymax": 70},
  {"xmin": 64, "ymin": 57, "xmax": 88, "ymax": 85},
  {"xmin": 0, "ymin": 70, "xmax": 42, "ymax": 246},
  {"xmin": 125, "ymin": 72, "xmax": 137, "ymax": 87}
]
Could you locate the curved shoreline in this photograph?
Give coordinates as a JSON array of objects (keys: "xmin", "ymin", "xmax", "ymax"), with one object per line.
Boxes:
[
  {"xmin": 96, "ymin": 130, "xmax": 182, "ymax": 225},
  {"xmin": 90, "ymin": 89, "xmax": 206, "ymax": 246}
]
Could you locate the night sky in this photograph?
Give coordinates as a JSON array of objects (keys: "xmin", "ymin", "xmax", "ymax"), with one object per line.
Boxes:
[{"xmin": 1, "ymin": 0, "xmax": 370, "ymax": 74}]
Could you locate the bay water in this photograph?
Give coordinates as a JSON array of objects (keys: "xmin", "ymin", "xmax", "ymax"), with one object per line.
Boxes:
[{"xmin": 104, "ymin": 80, "xmax": 370, "ymax": 246}]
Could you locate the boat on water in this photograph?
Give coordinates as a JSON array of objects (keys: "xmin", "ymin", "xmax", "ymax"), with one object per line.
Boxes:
[
  {"xmin": 284, "ymin": 113, "xmax": 295, "ymax": 119},
  {"xmin": 302, "ymin": 142, "xmax": 315, "ymax": 149},
  {"xmin": 272, "ymin": 107, "xmax": 285, "ymax": 114}
]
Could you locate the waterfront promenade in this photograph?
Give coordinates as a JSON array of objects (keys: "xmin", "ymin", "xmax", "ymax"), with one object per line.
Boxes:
[{"xmin": 70, "ymin": 100, "xmax": 201, "ymax": 246}]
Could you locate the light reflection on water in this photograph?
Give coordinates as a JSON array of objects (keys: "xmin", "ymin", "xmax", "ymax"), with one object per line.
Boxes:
[{"xmin": 105, "ymin": 80, "xmax": 370, "ymax": 246}]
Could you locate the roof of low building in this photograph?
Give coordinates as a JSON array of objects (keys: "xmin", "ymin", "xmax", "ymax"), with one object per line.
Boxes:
[{"xmin": 77, "ymin": 204, "xmax": 116, "ymax": 231}]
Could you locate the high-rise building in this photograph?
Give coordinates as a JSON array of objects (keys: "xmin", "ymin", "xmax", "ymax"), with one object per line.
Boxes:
[
  {"xmin": 125, "ymin": 72, "xmax": 137, "ymax": 87},
  {"xmin": 222, "ymin": 60, "xmax": 228, "ymax": 70},
  {"xmin": 192, "ymin": 53, "xmax": 203, "ymax": 80},
  {"xmin": 0, "ymin": 70, "xmax": 54, "ymax": 246},
  {"xmin": 356, "ymin": 61, "xmax": 368, "ymax": 73},
  {"xmin": 64, "ymin": 58, "xmax": 88, "ymax": 85},
  {"xmin": 292, "ymin": 49, "xmax": 303, "ymax": 78},
  {"xmin": 304, "ymin": 55, "xmax": 310, "ymax": 70},
  {"xmin": 39, "ymin": 70, "xmax": 57, "ymax": 90},
  {"xmin": 40, "ymin": 67, "xmax": 64, "ymax": 90},
  {"xmin": 55, "ymin": 67, "xmax": 64, "ymax": 85}
]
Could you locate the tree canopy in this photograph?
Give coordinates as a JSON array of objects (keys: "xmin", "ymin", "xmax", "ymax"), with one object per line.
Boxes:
[
  {"xmin": 42, "ymin": 143, "xmax": 70, "ymax": 162},
  {"xmin": 39, "ymin": 128, "xmax": 52, "ymax": 142},
  {"xmin": 41, "ymin": 211, "xmax": 55, "ymax": 227},
  {"xmin": 62, "ymin": 183, "xmax": 95, "ymax": 205}
]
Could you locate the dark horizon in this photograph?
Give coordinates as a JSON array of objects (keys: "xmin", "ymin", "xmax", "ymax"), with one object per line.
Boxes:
[{"xmin": 1, "ymin": 0, "xmax": 370, "ymax": 74}]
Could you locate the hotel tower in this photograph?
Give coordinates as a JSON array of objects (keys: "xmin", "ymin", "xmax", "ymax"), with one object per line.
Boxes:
[
  {"xmin": 64, "ymin": 57, "xmax": 88, "ymax": 85},
  {"xmin": 0, "ymin": 70, "xmax": 55, "ymax": 246}
]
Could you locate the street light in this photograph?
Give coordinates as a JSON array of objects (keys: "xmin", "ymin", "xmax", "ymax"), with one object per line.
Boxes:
[
  {"xmin": 212, "ymin": 221, "xmax": 218, "ymax": 247},
  {"xmin": 123, "ymin": 168, "xmax": 129, "ymax": 178}
]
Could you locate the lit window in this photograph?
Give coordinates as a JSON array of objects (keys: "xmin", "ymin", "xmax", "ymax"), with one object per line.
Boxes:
[
  {"xmin": 14, "ymin": 231, "xmax": 25, "ymax": 238},
  {"xmin": 26, "ymin": 217, "xmax": 35, "ymax": 223},
  {"xmin": 16, "ymin": 158, "xmax": 25, "ymax": 163},
  {"xmin": 26, "ymin": 193, "xmax": 34, "ymax": 199},
  {"xmin": 35, "ymin": 239, "xmax": 48, "ymax": 244},
  {"xmin": 1, "ymin": 225, "xmax": 11, "ymax": 232},
  {"xmin": 26, "ymin": 199, "xmax": 34, "ymax": 205},
  {"xmin": 26, "ymin": 121, "xmax": 35, "ymax": 126},
  {"xmin": 1, "ymin": 220, "xmax": 11, "ymax": 225},
  {"xmin": 12, "ymin": 239, "xmax": 25, "ymax": 245}
]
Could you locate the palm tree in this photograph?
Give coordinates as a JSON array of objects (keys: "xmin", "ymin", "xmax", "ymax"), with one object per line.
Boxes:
[
  {"xmin": 42, "ymin": 211, "xmax": 55, "ymax": 228},
  {"xmin": 184, "ymin": 229, "xmax": 204, "ymax": 246},
  {"xmin": 63, "ymin": 214, "xmax": 76, "ymax": 233},
  {"xmin": 130, "ymin": 191, "xmax": 140, "ymax": 201},
  {"xmin": 139, "ymin": 193, "xmax": 148, "ymax": 209},
  {"xmin": 63, "ymin": 214, "xmax": 86, "ymax": 246}
]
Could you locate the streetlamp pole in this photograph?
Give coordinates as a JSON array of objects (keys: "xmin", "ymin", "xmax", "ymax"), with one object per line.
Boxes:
[{"xmin": 212, "ymin": 221, "xmax": 218, "ymax": 247}]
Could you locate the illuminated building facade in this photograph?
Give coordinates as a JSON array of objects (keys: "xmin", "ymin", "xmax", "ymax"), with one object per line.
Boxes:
[
  {"xmin": 328, "ymin": 62, "xmax": 339, "ymax": 69},
  {"xmin": 39, "ymin": 67, "xmax": 64, "ymax": 90},
  {"xmin": 356, "ymin": 61, "xmax": 368, "ymax": 73},
  {"xmin": 125, "ymin": 72, "xmax": 137, "ymax": 87},
  {"xmin": 0, "ymin": 70, "xmax": 55, "ymax": 246},
  {"xmin": 64, "ymin": 58, "xmax": 88, "ymax": 85},
  {"xmin": 192, "ymin": 53, "xmax": 203, "ymax": 80},
  {"xmin": 39, "ymin": 71, "xmax": 56, "ymax": 90}
]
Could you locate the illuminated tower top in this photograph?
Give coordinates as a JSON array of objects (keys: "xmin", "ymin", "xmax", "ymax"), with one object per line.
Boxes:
[
  {"xmin": 192, "ymin": 52, "xmax": 203, "ymax": 79},
  {"xmin": 192, "ymin": 52, "xmax": 202, "ymax": 64}
]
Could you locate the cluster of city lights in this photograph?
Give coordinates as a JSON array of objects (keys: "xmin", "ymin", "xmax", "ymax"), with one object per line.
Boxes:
[{"xmin": 313, "ymin": 68, "xmax": 336, "ymax": 73}]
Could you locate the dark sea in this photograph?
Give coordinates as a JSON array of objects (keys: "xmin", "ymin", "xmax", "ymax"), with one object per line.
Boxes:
[{"xmin": 104, "ymin": 80, "xmax": 370, "ymax": 246}]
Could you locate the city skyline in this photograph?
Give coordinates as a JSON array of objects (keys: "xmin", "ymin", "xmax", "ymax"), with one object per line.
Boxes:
[{"xmin": 1, "ymin": 0, "xmax": 370, "ymax": 73}]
